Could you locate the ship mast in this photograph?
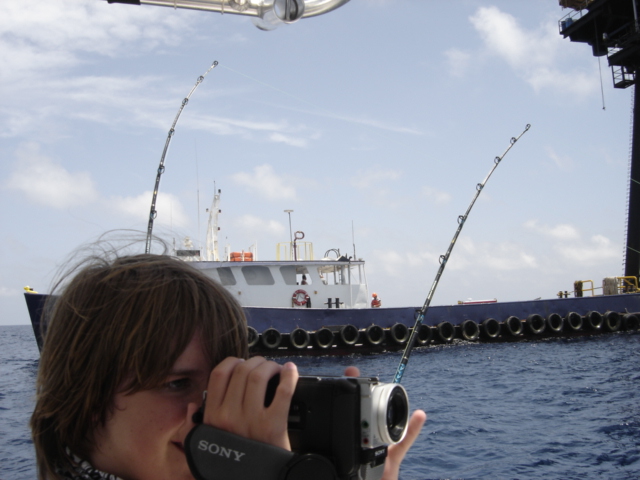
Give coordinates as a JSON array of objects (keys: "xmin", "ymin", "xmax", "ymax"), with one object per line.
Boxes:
[{"xmin": 206, "ymin": 188, "xmax": 222, "ymax": 261}]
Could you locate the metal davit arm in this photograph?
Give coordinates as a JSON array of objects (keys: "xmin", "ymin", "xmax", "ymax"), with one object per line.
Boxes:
[
  {"xmin": 298, "ymin": 0, "xmax": 350, "ymax": 18},
  {"xmin": 104, "ymin": 0, "xmax": 350, "ymax": 29}
]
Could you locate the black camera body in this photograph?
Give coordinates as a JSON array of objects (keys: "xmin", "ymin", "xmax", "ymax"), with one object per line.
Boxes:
[
  {"xmin": 276, "ymin": 376, "xmax": 410, "ymax": 480},
  {"xmin": 187, "ymin": 375, "xmax": 409, "ymax": 480}
]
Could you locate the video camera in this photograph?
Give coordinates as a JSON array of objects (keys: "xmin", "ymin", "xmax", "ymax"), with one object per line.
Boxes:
[{"xmin": 186, "ymin": 375, "xmax": 409, "ymax": 480}]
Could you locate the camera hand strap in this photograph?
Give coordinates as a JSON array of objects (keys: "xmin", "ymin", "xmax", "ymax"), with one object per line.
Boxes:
[{"xmin": 185, "ymin": 424, "xmax": 338, "ymax": 480}]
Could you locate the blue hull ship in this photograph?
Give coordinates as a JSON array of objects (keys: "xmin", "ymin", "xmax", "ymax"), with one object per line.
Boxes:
[{"xmin": 25, "ymin": 289, "xmax": 640, "ymax": 356}]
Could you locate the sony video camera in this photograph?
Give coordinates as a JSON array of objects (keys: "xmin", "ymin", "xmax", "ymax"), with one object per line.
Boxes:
[
  {"xmin": 269, "ymin": 375, "xmax": 409, "ymax": 480},
  {"xmin": 186, "ymin": 375, "xmax": 409, "ymax": 480}
]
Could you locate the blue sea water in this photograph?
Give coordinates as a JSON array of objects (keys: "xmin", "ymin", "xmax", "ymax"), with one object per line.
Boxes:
[{"xmin": 2, "ymin": 324, "xmax": 640, "ymax": 480}]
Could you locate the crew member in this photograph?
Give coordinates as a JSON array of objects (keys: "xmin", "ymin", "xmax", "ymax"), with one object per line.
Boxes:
[{"xmin": 371, "ymin": 292, "xmax": 382, "ymax": 308}]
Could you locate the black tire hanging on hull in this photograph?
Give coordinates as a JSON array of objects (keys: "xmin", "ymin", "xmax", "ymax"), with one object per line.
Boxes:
[
  {"xmin": 247, "ymin": 326, "xmax": 259, "ymax": 348},
  {"xmin": 289, "ymin": 327, "xmax": 311, "ymax": 349},
  {"xmin": 416, "ymin": 324, "xmax": 433, "ymax": 345},
  {"xmin": 481, "ymin": 318, "xmax": 501, "ymax": 339},
  {"xmin": 390, "ymin": 323, "xmax": 410, "ymax": 345},
  {"xmin": 526, "ymin": 314, "xmax": 546, "ymax": 335},
  {"xmin": 261, "ymin": 328, "xmax": 282, "ymax": 349},
  {"xmin": 364, "ymin": 324, "xmax": 385, "ymax": 346},
  {"xmin": 546, "ymin": 313, "xmax": 564, "ymax": 333},
  {"xmin": 623, "ymin": 313, "xmax": 640, "ymax": 330},
  {"xmin": 504, "ymin": 316, "xmax": 523, "ymax": 336},
  {"xmin": 339, "ymin": 324, "xmax": 359, "ymax": 346},
  {"xmin": 461, "ymin": 320, "xmax": 480, "ymax": 341},
  {"xmin": 314, "ymin": 327, "xmax": 334, "ymax": 349},
  {"xmin": 584, "ymin": 311, "xmax": 604, "ymax": 330},
  {"xmin": 437, "ymin": 321, "xmax": 455, "ymax": 343},
  {"xmin": 603, "ymin": 311, "xmax": 621, "ymax": 332},
  {"xmin": 565, "ymin": 312, "xmax": 583, "ymax": 332}
]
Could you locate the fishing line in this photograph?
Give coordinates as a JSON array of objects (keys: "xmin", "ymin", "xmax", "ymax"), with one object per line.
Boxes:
[
  {"xmin": 598, "ymin": 56, "xmax": 606, "ymax": 110},
  {"xmin": 220, "ymin": 64, "xmax": 333, "ymax": 115},
  {"xmin": 393, "ymin": 124, "xmax": 531, "ymax": 384},
  {"xmin": 145, "ymin": 60, "xmax": 218, "ymax": 254},
  {"xmin": 219, "ymin": 64, "xmax": 422, "ymax": 143}
]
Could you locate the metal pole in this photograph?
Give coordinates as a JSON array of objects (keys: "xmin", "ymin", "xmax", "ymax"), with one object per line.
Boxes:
[{"xmin": 284, "ymin": 210, "xmax": 293, "ymax": 260}]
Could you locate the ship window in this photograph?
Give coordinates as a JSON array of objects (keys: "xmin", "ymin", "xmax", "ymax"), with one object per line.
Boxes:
[
  {"xmin": 296, "ymin": 268, "xmax": 312, "ymax": 286},
  {"xmin": 217, "ymin": 267, "xmax": 236, "ymax": 286},
  {"xmin": 318, "ymin": 265, "xmax": 338, "ymax": 285},
  {"xmin": 242, "ymin": 266, "xmax": 275, "ymax": 285},
  {"xmin": 280, "ymin": 266, "xmax": 297, "ymax": 285}
]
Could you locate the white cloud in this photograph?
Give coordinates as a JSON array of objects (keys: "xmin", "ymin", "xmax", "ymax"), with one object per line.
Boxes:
[
  {"xmin": 7, "ymin": 142, "xmax": 99, "ymax": 209},
  {"xmin": 444, "ymin": 48, "xmax": 472, "ymax": 78},
  {"xmin": 479, "ymin": 244, "xmax": 538, "ymax": 271},
  {"xmin": 422, "ymin": 186, "xmax": 452, "ymax": 204},
  {"xmin": 524, "ymin": 219, "xmax": 580, "ymax": 240},
  {"xmin": 556, "ymin": 234, "xmax": 619, "ymax": 264},
  {"xmin": 269, "ymin": 132, "xmax": 309, "ymax": 147},
  {"xmin": 185, "ymin": 113, "xmax": 290, "ymax": 136},
  {"xmin": 446, "ymin": 237, "xmax": 538, "ymax": 272},
  {"xmin": 351, "ymin": 169, "xmax": 402, "ymax": 189},
  {"xmin": 0, "ymin": 0, "xmax": 192, "ymax": 82},
  {"xmin": 469, "ymin": 6, "xmax": 598, "ymax": 95},
  {"xmin": 5, "ymin": 143, "xmax": 191, "ymax": 230},
  {"xmin": 232, "ymin": 214, "xmax": 285, "ymax": 237},
  {"xmin": 524, "ymin": 220, "xmax": 618, "ymax": 266},
  {"xmin": 546, "ymin": 146, "xmax": 575, "ymax": 171},
  {"xmin": 330, "ymin": 114, "xmax": 423, "ymax": 136},
  {"xmin": 373, "ymin": 237, "xmax": 537, "ymax": 283},
  {"xmin": 232, "ymin": 164, "xmax": 297, "ymax": 200},
  {"xmin": 109, "ymin": 191, "xmax": 190, "ymax": 229},
  {"xmin": 0, "ymin": 0, "xmax": 199, "ymax": 139}
]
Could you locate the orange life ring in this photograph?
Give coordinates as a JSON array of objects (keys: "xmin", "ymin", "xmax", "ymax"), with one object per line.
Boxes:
[{"xmin": 292, "ymin": 289, "xmax": 309, "ymax": 306}]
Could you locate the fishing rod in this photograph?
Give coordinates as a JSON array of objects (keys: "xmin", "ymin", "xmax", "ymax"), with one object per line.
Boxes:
[
  {"xmin": 393, "ymin": 123, "xmax": 531, "ymax": 384},
  {"xmin": 145, "ymin": 61, "xmax": 218, "ymax": 255}
]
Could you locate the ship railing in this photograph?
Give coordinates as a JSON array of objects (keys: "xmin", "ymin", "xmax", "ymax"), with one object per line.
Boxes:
[
  {"xmin": 573, "ymin": 279, "xmax": 596, "ymax": 297},
  {"xmin": 616, "ymin": 276, "xmax": 640, "ymax": 294},
  {"xmin": 564, "ymin": 276, "xmax": 640, "ymax": 298},
  {"xmin": 558, "ymin": 0, "xmax": 593, "ymax": 34},
  {"xmin": 276, "ymin": 241, "xmax": 314, "ymax": 261}
]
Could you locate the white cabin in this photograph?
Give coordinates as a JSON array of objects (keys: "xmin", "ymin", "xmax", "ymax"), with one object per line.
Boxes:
[
  {"xmin": 191, "ymin": 258, "xmax": 369, "ymax": 309},
  {"xmin": 175, "ymin": 188, "xmax": 370, "ymax": 309}
]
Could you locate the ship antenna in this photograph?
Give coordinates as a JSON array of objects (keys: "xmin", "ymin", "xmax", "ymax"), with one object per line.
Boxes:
[
  {"xmin": 144, "ymin": 61, "xmax": 219, "ymax": 254},
  {"xmin": 352, "ymin": 220, "xmax": 356, "ymax": 260},
  {"xmin": 393, "ymin": 124, "xmax": 531, "ymax": 384}
]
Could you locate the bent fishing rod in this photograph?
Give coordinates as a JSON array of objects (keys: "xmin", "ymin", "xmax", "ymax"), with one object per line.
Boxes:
[
  {"xmin": 393, "ymin": 123, "xmax": 531, "ymax": 384},
  {"xmin": 145, "ymin": 61, "xmax": 218, "ymax": 255}
]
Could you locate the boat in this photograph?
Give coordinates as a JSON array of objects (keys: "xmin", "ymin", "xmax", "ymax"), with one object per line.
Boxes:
[
  {"xmin": 24, "ymin": 187, "xmax": 640, "ymax": 356},
  {"xmin": 23, "ymin": 277, "xmax": 640, "ymax": 356}
]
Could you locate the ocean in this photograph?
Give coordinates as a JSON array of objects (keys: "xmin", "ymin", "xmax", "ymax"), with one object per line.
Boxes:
[{"xmin": 2, "ymin": 324, "xmax": 639, "ymax": 480}]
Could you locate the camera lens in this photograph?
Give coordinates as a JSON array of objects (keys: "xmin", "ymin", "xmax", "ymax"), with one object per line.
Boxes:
[
  {"xmin": 386, "ymin": 386, "xmax": 409, "ymax": 443},
  {"xmin": 372, "ymin": 383, "xmax": 409, "ymax": 445}
]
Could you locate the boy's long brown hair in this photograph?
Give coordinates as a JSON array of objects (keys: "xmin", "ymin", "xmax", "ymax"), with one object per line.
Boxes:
[{"xmin": 30, "ymin": 253, "xmax": 248, "ymax": 479}]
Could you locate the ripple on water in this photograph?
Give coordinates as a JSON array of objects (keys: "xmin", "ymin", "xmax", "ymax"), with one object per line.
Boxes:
[{"xmin": 3, "ymin": 326, "xmax": 640, "ymax": 479}]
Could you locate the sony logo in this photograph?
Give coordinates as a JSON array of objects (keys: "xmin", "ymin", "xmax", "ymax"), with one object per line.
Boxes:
[{"xmin": 198, "ymin": 440, "xmax": 246, "ymax": 462}]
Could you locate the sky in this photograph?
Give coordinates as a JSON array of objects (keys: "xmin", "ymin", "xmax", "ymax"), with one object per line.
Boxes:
[{"xmin": 0, "ymin": 0, "xmax": 634, "ymax": 326}]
